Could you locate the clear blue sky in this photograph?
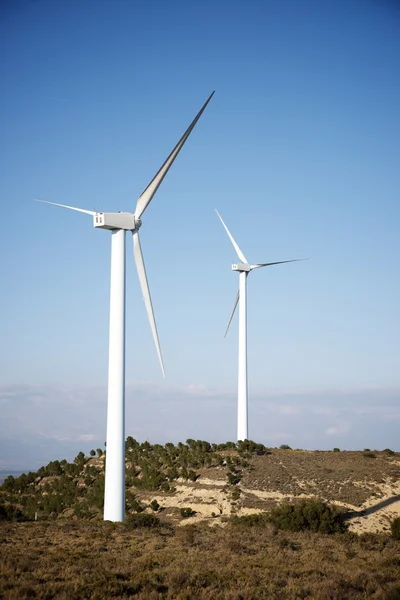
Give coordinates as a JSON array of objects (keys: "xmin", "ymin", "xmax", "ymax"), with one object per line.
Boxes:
[{"xmin": 1, "ymin": 0, "xmax": 399, "ymax": 467}]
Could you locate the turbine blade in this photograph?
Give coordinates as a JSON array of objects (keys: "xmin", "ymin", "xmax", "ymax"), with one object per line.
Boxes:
[
  {"xmin": 132, "ymin": 231, "xmax": 165, "ymax": 378},
  {"xmin": 250, "ymin": 258, "xmax": 308, "ymax": 269},
  {"xmin": 215, "ymin": 210, "xmax": 247, "ymax": 263},
  {"xmin": 34, "ymin": 199, "xmax": 96, "ymax": 215},
  {"xmin": 135, "ymin": 91, "xmax": 215, "ymax": 220},
  {"xmin": 224, "ymin": 290, "xmax": 240, "ymax": 338}
]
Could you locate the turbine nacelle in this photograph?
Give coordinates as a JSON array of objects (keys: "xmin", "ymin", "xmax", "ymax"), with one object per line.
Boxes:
[
  {"xmin": 232, "ymin": 263, "xmax": 251, "ymax": 272},
  {"xmin": 93, "ymin": 212, "xmax": 142, "ymax": 231}
]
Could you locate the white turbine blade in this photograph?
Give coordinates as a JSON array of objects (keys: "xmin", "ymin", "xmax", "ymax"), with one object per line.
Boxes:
[
  {"xmin": 132, "ymin": 231, "xmax": 165, "ymax": 378},
  {"xmin": 215, "ymin": 210, "xmax": 248, "ymax": 263},
  {"xmin": 224, "ymin": 290, "xmax": 240, "ymax": 338},
  {"xmin": 34, "ymin": 199, "xmax": 96, "ymax": 216},
  {"xmin": 250, "ymin": 258, "xmax": 308, "ymax": 269},
  {"xmin": 135, "ymin": 91, "xmax": 215, "ymax": 220}
]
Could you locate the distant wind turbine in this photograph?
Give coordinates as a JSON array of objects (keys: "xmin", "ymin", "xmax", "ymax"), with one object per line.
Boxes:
[
  {"xmin": 35, "ymin": 92, "xmax": 214, "ymax": 522},
  {"xmin": 215, "ymin": 209, "xmax": 305, "ymax": 442}
]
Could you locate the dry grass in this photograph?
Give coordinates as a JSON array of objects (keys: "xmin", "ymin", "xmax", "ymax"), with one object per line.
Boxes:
[
  {"xmin": 242, "ymin": 450, "xmax": 399, "ymax": 506},
  {"xmin": 1, "ymin": 520, "xmax": 399, "ymax": 599}
]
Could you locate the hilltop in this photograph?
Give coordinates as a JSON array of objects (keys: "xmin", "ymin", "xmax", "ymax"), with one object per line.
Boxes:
[{"xmin": 1, "ymin": 439, "xmax": 399, "ymax": 534}]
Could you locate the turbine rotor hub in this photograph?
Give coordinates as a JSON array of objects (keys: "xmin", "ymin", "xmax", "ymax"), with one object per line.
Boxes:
[{"xmin": 133, "ymin": 216, "xmax": 142, "ymax": 231}]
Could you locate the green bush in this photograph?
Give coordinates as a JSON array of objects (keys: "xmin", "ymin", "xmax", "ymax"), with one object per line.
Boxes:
[
  {"xmin": 363, "ymin": 450, "xmax": 376, "ymax": 459},
  {"xmin": 124, "ymin": 513, "xmax": 160, "ymax": 528},
  {"xmin": 0, "ymin": 503, "xmax": 29, "ymax": 522},
  {"xmin": 279, "ymin": 444, "xmax": 292, "ymax": 450},
  {"xmin": 129, "ymin": 498, "xmax": 144, "ymax": 513},
  {"xmin": 231, "ymin": 513, "xmax": 269, "ymax": 527},
  {"xmin": 333, "ymin": 447, "xmax": 340, "ymax": 452},
  {"xmin": 150, "ymin": 499, "xmax": 160, "ymax": 512},
  {"xmin": 383, "ymin": 448, "xmax": 395, "ymax": 456},
  {"xmin": 166, "ymin": 467, "xmax": 179, "ymax": 481},
  {"xmin": 187, "ymin": 469, "xmax": 198, "ymax": 482},
  {"xmin": 236, "ymin": 439, "xmax": 267, "ymax": 454},
  {"xmin": 231, "ymin": 487, "xmax": 241, "ymax": 501},
  {"xmin": 390, "ymin": 517, "xmax": 400, "ymax": 540},
  {"xmin": 268, "ymin": 499, "xmax": 348, "ymax": 534},
  {"xmin": 1, "ymin": 475, "xmax": 16, "ymax": 491},
  {"xmin": 227, "ymin": 472, "xmax": 242, "ymax": 485}
]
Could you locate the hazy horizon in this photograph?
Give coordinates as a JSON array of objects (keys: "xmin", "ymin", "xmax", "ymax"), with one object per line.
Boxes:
[{"xmin": 1, "ymin": 382, "xmax": 398, "ymax": 471}]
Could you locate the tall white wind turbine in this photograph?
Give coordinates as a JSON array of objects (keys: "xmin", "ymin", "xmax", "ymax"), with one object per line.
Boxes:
[
  {"xmin": 35, "ymin": 92, "xmax": 214, "ymax": 522},
  {"xmin": 215, "ymin": 210, "xmax": 304, "ymax": 442}
]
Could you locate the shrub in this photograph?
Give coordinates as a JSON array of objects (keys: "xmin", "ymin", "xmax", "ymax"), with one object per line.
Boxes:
[
  {"xmin": 231, "ymin": 487, "xmax": 241, "ymax": 501},
  {"xmin": 1, "ymin": 475, "xmax": 16, "ymax": 491},
  {"xmin": 129, "ymin": 498, "xmax": 144, "ymax": 513},
  {"xmin": 390, "ymin": 517, "xmax": 400, "ymax": 540},
  {"xmin": 279, "ymin": 444, "xmax": 292, "ymax": 450},
  {"xmin": 180, "ymin": 507, "xmax": 196, "ymax": 518},
  {"xmin": 124, "ymin": 513, "xmax": 160, "ymax": 528},
  {"xmin": 333, "ymin": 447, "xmax": 340, "ymax": 452},
  {"xmin": 74, "ymin": 451, "xmax": 86, "ymax": 466},
  {"xmin": 268, "ymin": 499, "xmax": 348, "ymax": 534},
  {"xmin": 187, "ymin": 470, "xmax": 198, "ymax": 482},
  {"xmin": 166, "ymin": 467, "xmax": 179, "ymax": 481},
  {"xmin": 0, "ymin": 503, "xmax": 29, "ymax": 522},
  {"xmin": 384, "ymin": 448, "xmax": 395, "ymax": 456},
  {"xmin": 363, "ymin": 450, "xmax": 376, "ymax": 459},
  {"xmin": 227, "ymin": 472, "xmax": 242, "ymax": 485},
  {"xmin": 85, "ymin": 474, "xmax": 104, "ymax": 510},
  {"xmin": 231, "ymin": 513, "xmax": 270, "ymax": 527},
  {"xmin": 150, "ymin": 499, "xmax": 160, "ymax": 512},
  {"xmin": 237, "ymin": 440, "xmax": 267, "ymax": 454}
]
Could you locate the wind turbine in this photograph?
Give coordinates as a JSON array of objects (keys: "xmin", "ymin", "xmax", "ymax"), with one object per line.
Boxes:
[
  {"xmin": 215, "ymin": 210, "xmax": 304, "ymax": 442},
  {"xmin": 35, "ymin": 92, "xmax": 214, "ymax": 522}
]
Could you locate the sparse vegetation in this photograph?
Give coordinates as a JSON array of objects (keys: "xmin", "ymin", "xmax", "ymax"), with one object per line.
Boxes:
[
  {"xmin": 241, "ymin": 448, "xmax": 399, "ymax": 507},
  {"xmin": 0, "ymin": 440, "xmax": 399, "ymax": 598},
  {"xmin": 1, "ymin": 520, "xmax": 399, "ymax": 599}
]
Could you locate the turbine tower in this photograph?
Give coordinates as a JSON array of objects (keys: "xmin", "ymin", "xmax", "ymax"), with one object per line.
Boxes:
[
  {"xmin": 35, "ymin": 92, "xmax": 214, "ymax": 522},
  {"xmin": 215, "ymin": 210, "xmax": 304, "ymax": 442}
]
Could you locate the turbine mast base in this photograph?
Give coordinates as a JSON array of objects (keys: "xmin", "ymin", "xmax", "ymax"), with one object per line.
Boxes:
[{"xmin": 104, "ymin": 229, "xmax": 126, "ymax": 522}]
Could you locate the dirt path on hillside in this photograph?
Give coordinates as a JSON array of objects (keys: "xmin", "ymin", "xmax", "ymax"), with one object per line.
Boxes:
[{"xmin": 144, "ymin": 476, "xmax": 400, "ymax": 534}]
